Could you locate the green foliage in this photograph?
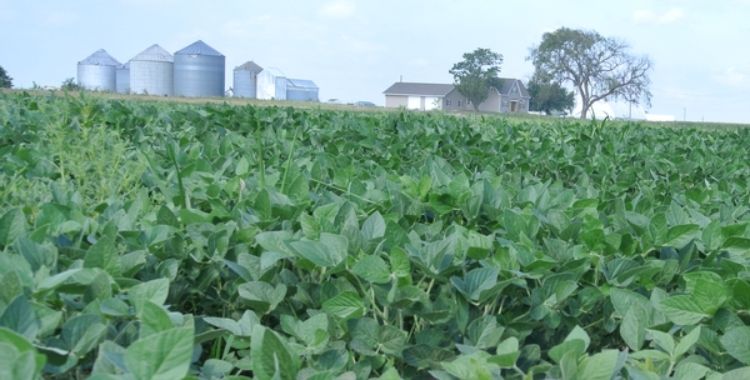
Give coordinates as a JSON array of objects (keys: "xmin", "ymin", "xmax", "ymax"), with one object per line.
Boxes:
[
  {"xmin": 0, "ymin": 65, "xmax": 12, "ymax": 88},
  {"xmin": 449, "ymin": 48, "xmax": 503, "ymax": 111},
  {"xmin": 528, "ymin": 72, "xmax": 575, "ymax": 115},
  {"xmin": 60, "ymin": 77, "xmax": 82, "ymax": 91},
  {"xmin": 1, "ymin": 91, "xmax": 750, "ymax": 378},
  {"xmin": 529, "ymin": 27, "xmax": 652, "ymax": 119}
]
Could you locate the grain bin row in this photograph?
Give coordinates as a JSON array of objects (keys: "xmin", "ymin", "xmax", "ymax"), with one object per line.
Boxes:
[{"xmin": 77, "ymin": 40, "xmax": 318, "ymax": 100}]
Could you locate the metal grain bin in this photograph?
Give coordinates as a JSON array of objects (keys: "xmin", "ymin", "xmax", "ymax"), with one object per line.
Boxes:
[
  {"xmin": 233, "ymin": 61, "xmax": 263, "ymax": 98},
  {"xmin": 173, "ymin": 40, "xmax": 225, "ymax": 97},
  {"xmin": 129, "ymin": 44, "xmax": 173, "ymax": 96},
  {"xmin": 77, "ymin": 49, "xmax": 120, "ymax": 91},
  {"xmin": 116, "ymin": 62, "xmax": 130, "ymax": 94},
  {"xmin": 286, "ymin": 78, "xmax": 319, "ymax": 102}
]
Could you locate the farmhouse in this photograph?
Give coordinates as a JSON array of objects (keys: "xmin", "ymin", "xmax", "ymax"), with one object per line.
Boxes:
[{"xmin": 383, "ymin": 79, "xmax": 530, "ymax": 113}]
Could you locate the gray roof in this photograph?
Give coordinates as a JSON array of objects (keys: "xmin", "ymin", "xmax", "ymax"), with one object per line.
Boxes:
[
  {"xmin": 175, "ymin": 40, "xmax": 223, "ymax": 57},
  {"xmin": 132, "ymin": 44, "xmax": 173, "ymax": 63},
  {"xmin": 79, "ymin": 49, "xmax": 121, "ymax": 66},
  {"xmin": 383, "ymin": 82, "xmax": 455, "ymax": 96},
  {"xmin": 287, "ymin": 78, "xmax": 318, "ymax": 90},
  {"xmin": 234, "ymin": 61, "xmax": 263, "ymax": 73},
  {"xmin": 493, "ymin": 78, "xmax": 530, "ymax": 98}
]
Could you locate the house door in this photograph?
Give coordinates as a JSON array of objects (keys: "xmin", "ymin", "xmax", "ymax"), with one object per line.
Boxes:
[{"xmin": 510, "ymin": 101, "xmax": 518, "ymax": 112}]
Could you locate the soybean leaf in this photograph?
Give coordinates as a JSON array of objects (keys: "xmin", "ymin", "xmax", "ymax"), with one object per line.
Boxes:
[{"xmin": 124, "ymin": 325, "xmax": 194, "ymax": 380}]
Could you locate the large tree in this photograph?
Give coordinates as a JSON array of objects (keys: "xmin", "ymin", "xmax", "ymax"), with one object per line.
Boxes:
[
  {"xmin": 529, "ymin": 27, "xmax": 652, "ymax": 119},
  {"xmin": 449, "ymin": 48, "xmax": 503, "ymax": 111},
  {"xmin": 528, "ymin": 72, "xmax": 575, "ymax": 115},
  {"xmin": 0, "ymin": 65, "xmax": 12, "ymax": 88}
]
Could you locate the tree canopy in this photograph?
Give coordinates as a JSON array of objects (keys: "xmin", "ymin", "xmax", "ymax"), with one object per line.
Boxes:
[
  {"xmin": 0, "ymin": 65, "xmax": 12, "ymax": 88},
  {"xmin": 529, "ymin": 27, "xmax": 652, "ymax": 119},
  {"xmin": 528, "ymin": 72, "xmax": 575, "ymax": 115},
  {"xmin": 449, "ymin": 48, "xmax": 503, "ymax": 111}
]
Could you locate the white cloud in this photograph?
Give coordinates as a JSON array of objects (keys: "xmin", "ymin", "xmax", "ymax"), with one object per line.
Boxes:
[
  {"xmin": 319, "ymin": 0, "xmax": 355, "ymax": 19},
  {"xmin": 633, "ymin": 7, "xmax": 685, "ymax": 25}
]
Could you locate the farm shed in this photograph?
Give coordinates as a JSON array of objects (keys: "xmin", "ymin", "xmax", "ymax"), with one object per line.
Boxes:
[{"xmin": 285, "ymin": 78, "xmax": 319, "ymax": 102}]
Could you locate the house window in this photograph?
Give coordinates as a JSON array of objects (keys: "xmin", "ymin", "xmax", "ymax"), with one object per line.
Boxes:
[
  {"xmin": 457, "ymin": 100, "xmax": 462, "ymax": 106},
  {"xmin": 446, "ymin": 99, "xmax": 452, "ymax": 106}
]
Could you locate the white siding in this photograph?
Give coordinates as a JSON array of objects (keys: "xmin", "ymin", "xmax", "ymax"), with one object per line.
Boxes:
[
  {"xmin": 407, "ymin": 96, "xmax": 421, "ymax": 110},
  {"xmin": 424, "ymin": 96, "xmax": 442, "ymax": 111}
]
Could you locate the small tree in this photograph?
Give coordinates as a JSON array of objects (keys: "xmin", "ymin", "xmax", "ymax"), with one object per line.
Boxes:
[
  {"xmin": 528, "ymin": 72, "xmax": 575, "ymax": 115},
  {"xmin": 0, "ymin": 65, "xmax": 12, "ymax": 88},
  {"xmin": 529, "ymin": 27, "xmax": 652, "ymax": 119},
  {"xmin": 449, "ymin": 48, "xmax": 503, "ymax": 111},
  {"xmin": 61, "ymin": 78, "xmax": 81, "ymax": 91}
]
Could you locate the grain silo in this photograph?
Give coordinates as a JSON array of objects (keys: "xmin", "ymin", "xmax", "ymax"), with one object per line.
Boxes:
[
  {"xmin": 116, "ymin": 62, "xmax": 130, "ymax": 94},
  {"xmin": 256, "ymin": 68, "xmax": 287, "ymax": 100},
  {"xmin": 129, "ymin": 44, "xmax": 173, "ymax": 96},
  {"xmin": 173, "ymin": 40, "xmax": 225, "ymax": 97},
  {"xmin": 285, "ymin": 78, "xmax": 319, "ymax": 102},
  {"xmin": 77, "ymin": 49, "xmax": 120, "ymax": 91},
  {"xmin": 233, "ymin": 61, "xmax": 263, "ymax": 98}
]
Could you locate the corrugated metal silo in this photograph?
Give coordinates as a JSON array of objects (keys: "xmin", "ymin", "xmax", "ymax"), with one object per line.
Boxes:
[
  {"xmin": 233, "ymin": 61, "xmax": 263, "ymax": 98},
  {"xmin": 129, "ymin": 44, "xmax": 174, "ymax": 96},
  {"xmin": 173, "ymin": 40, "xmax": 225, "ymax": 97},
  {"xmin": 116, "ymin": 62, "xmax": 130, "ymax": 94},
  {"xmin": 256, "ymin": 68, "xmax": 287, "ymax": 100},
  {"xmin": 77, "ymin": 49, "xmax": 120, "ymax": 92},
  {"xmin": 286, "ymin": 78, "xmax": 319, "ymax": 102}
]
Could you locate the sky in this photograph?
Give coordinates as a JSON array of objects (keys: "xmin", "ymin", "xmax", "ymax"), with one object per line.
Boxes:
[{"xmin": 1, "ymin": 0, "xmax": 749, "ymax": 123}]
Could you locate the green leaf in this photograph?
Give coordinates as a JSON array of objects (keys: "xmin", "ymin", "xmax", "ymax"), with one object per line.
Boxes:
[
  {"xmin": 128, "ymin": 278, "xmax": 170, "ymax": 316},
  {"xmin": 238, "ymin": 281, "xmax": 286, "ymax": 314},
  {"xmin": 361, "ymin": 212, "xmax": 386, "ymax": 240},
  {"xmin": 675, "ymin": 326, "xmax": 701, "ymax": 358},
  {"xmin": 672, "ymin": 361, "xmax": 709, "ymax": 380},
  {"xmin": 0, "ymin": 209, "xmax": 26, "ymax": 247},
  {"xmin": 322, "ymin": 291, "xmax": 365, "ymax": 320},
  {"xmin": 647, "ymin": 329, "xmax": 675, "ymax": 355},
  {"xmin": 722, "ymin": 367, "xmax": 750, "ymax": 379},
  {"xmin": 84, "ymin": 235, "xmax": 121, "ymax": 276},
  {"xmin": 352, "ymin": 255, "xmax": 391, "ymax": 284},
  {"xmin": 289, "ymin": 233, "xmax": 348, "ymax": 268},
  {"xmin": 203, "ymin": 310, "xmax": 258, "ymax": 338},
  {"xmin": 450, "ymin": 267, "xmax": 498, "ymax": 302},
  {"xmin": 491, "ymin": 337, "xmax": 520, "ymax": 368},
  {"xmin": 660, "ymin": 295, "xmax": 709, "ymax": 325},
  {"xmin": 255, "ymin": 231, "xmax": 295, "ymax": 257},
  {"xmin": 577, "ymin": 350, "xmax": 620, "ymax": 380},
  {"xmin": 0, "ymin": 327, "xmax": 45, "ymax": 380},
  {"xmin": 620, "ymin": 303, "xmax": 649, "ymax": 351},
  {"xmin": 251, "ymin": 327, "xmax": 298, "ymax": 380},
  {"xmin": 721, "ymin": 326, "xmax": 750, "ymax": 365},
  {"xmin": 62, "ymin": 314, "xmax": 107, "ymax": 357},
  {"xmin": 139, "ymin": 301, "xmax": 174, "ymax": 337},
  {"xmin": 124, "ymin": 326, "xmax": 194, "ymax": 380},
  {"xmin": 664, "ymin": 224, "xmax": 700, "ymax": 248},
  {"xmin": 0, "ymin": 295, "xmax": 39, "ymax": 339}
]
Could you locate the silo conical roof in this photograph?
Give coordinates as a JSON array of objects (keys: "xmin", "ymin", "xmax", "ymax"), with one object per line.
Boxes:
[
  {"xmin": 235, "ymin": 61, "xmax": 263, "ymax": 73},
  {"xmin": 175, "ymin": 40, "xmax": 223, "ymax": 57},
  {"xmin": 132, "ymin": 44, "xmax": 174, "ymax": 62},
  {"xmin": 79, "ymin": 49, "xmax": 121, "ymax": 66}
]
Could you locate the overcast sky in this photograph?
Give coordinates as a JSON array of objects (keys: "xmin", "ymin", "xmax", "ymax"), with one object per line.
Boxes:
[{"xmin": 1, "ymin": 0, "xmax": 749, "ymax": 123}]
